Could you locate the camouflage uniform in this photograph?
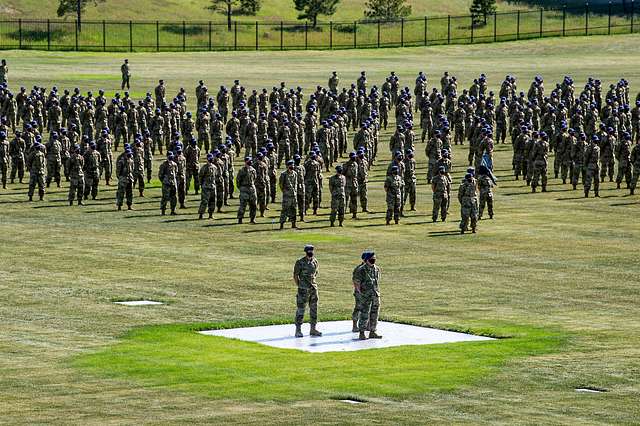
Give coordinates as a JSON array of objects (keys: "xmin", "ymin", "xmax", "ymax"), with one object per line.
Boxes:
[
  {"xmin": 83, "ymin": 148, "xmax": 101, "ymax": 200},
  {"xmin": 255, "ymin": 156, "xmax": 269, "ymax": 216},
  {"xmin": 132, "ymin": 144, "xmax": 145, "ymax": 196},
  {"xmin": 236, "ymin": 164, "xmax": 257, "ymax": 223},
  {"xmin": 343, "ymin": 158, "xmax": 359, "ymax": 217},
  {"xmin": 630, "ymin": 142, "xmax": 640, "ymax": 194},
  {"xmin": 458, "ymin": 178, "xmax": 478, "ymax": 233},
  {"xmin": 571, "ymin": 137, "xmax": 587, "ymax": 189},
  {"xmin": 198, "ymin": 160, "xmax": 218, "ymax": 218},
  {"xmin": 615, "ymin": 137, "xmax": 632, "ymax": 189},
  {"xmin": 185, "ymin": 143, "xmax": 200, "ymax": 194},
  {"xmin": 304, "ymin": 157, "xmax": 321, "ymax": 214},
  {"xmin": 9, "ymin": 135, "xmax": 25, "ymax": 183},
  {"xmin": 293, "ymin": 254, "xmax": 319, "ymax": 331},
  {"xmin": 0, "ymin": 136, "xmax": 9, "ymax": 188},
  {"xmin": 116, "ymin": 154, "xmax": 134, "ymax": 209},
  {"xmin": 431, "ymin": 172, "xmax": 449, "ymax": 222},
  {"xmin": 531, "ymin": 137, "xmax": 549, "ymax": 192},
  {"xmin": 46, "ymin": 137, "xmax": 62, "ymax": 187},
  {"xmin": 584, "ymin": 140, "xmax": 600, "ymax": 197},
  {"xmin": 384, "ymin": 172, "xmax": 402, "ymax": 224},
  {"xmin": 27, "ymin": 148, "xmax": 46, "ymax": 200},
  {"xmin": 279, "ymin": 167, "xmax": 298, "ymax": 228},
  {"xmin": 354, "ymin": 262, "xmax": 381, "ymax": 334},
  {"xmin": 158, "ymin": 158, "xmax": 178, "ymax": 214},
  {"xmin": 403, "ymin": 155, "xmax": 417, "ymax": 211},
  {"xmin": 67, "ymin": 152, "xmax": 85, "ymax": 205},
  {"xmin": 478, "ymin": 174, "xmax": 494, "ymax": 219},
  {"xmin": 329, "ymin": 170, "xmax": 346, "ymax": 226},
  {"xmin": 356, "ymin": 155, "xmax": 369, "ymax": 212},
  {"xmin": 600, "ymin": 134, "xmax": 615, "ymax": 182},
  {"xmin": 175, "ymin": 152, "xmax": 187, "ymax": 208}
]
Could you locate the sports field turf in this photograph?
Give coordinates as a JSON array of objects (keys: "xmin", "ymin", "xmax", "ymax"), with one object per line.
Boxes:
[{"xmin": 1, "ymin": 35, "xmax": 639, "ymax": 424}]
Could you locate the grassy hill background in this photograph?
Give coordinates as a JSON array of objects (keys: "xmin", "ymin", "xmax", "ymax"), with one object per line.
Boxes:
[{"xmin": 1, "ymin": 0, "xmax": 530, "ymax": 22}]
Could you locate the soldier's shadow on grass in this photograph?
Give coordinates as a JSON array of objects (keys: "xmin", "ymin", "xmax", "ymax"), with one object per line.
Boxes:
[
  {"xmin": 610, "ymin": 200, "xmax": 639, "ymax": 206},
  {"xmin": 0, "ymin": 199, "xmax": 33, "ymax": 204},
  {"xmin": 162, "ymin": 217, "xmax": 203, "ymax": 223},
  {"xmin": 428, "ymin": 230, "xmax": 463, "ymax": 237},
  {"xmin": 122, "ymin": 213, "xmax": 161, "ymax": 219}
]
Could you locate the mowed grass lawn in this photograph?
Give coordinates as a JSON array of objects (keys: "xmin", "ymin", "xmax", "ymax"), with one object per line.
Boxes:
[{"xmin": 1, "ymin": 35, "xmax": 640, "ymax": 424}]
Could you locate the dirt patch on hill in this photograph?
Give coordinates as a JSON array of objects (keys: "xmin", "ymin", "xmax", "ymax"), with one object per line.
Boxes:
[{"xmin": 0, "ymin": 5, "xmax": 20, "ymax": 16}]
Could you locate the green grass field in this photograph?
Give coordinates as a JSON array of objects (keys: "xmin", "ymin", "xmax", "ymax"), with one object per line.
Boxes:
[{"xmin": 2, "ymin": 34, "xmax": 640, "ymax": 424}]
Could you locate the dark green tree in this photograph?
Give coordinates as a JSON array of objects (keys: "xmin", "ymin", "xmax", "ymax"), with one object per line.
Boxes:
[
  {"xmin": 294, "ymin": 0, "xmax": 341, "ymax": 28},
  {"xmin": 470, "ymin": 0, "xmax": 497, "ymax": 25},
  {"xmin": 239, "ymin": 0, "xmax": 261, "ymax": 15},
  {"xmin": 56, "ymin": 0, "xmax": 106, "ymax": 32},
  {"xmin": 364, "ymin": 0, "xmax": 411, "ymax": 20},
  {"xmin": 207, "ymin": 0, "xmax": 238, "ymax": 31}
]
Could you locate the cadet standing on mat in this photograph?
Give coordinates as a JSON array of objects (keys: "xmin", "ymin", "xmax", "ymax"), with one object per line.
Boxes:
[
  {"xmin": 354, "ymin": 250, "xmax": 382, "ymax": 340},
  {"xmin": 293, "ymin": 245, "xmax": 322, "ymax": 338}
]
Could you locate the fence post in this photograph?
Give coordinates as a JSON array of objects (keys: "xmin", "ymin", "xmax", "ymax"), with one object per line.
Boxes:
[
  {"xmin": 516, "ymin": 10, "xmax": 520, "ymax": 40},
  {"xmin": 156, "ymin": 21, "xmax": 159, "ymax": 52},
  {"xmin": 540, "ymin": 8, "xmax": 543, "ymax": 37},
  {"xmin": 47, "ymin": 19, "xmax": 51, "ymax": 50},
  {"xmin": 18, "ymin": 19, "xmax": 22, "ymax": 49},
  {"xmin": 377, "ymin": 20, "xmax": 381, "ymax": 47},
  {"xmin": 103, "ymin": 20, "xmax": 107, "ymax": 51},
  {"xmin": 256, "ymin": 21, "xmax": 259, "ymax": 50},
  {"xmin": 471, "ymin": 15, "xmax": 474, "ymax": 43},
  {"xmin": 129, "ymin": 20, "xmax": 133, "ymax": 52},
  {"xmin": 330, "ymin": 21, "xmax": 333, "ymax": 49},
  {"xmin": 632, "ymin": 0, "xmax": 635, "ymax": 33},
  {"xmin": 234, "ymin": 21, "xmax": 237, "ymax": 51},
  {"xmin": 182, "ymin": 21, "xmax": 186, "ymax": 51},
  {"xmin": 608, "ymin": 1, "xmax": 612, "ymax": 34},
  {"xmin": 305, "ymin": 21, "xmax": 308, "ymax": 50},
  {"xmin": 424, "ymin": 16, "xmax": 428, "ymax": 46},
  {"xmin": 280, "ymin": 21, "xmax": 283, "ymax": 50},
  {"xmin": 447, "ymin": 15, "xmax": 451, "ymax": 44},
  {"xmin": 208, "ymin": 21, "xmax": 212, "ymax": 51},
  {"xmin": 75, "ymin": 19, "xmax": 79, "ymax": 51},
  {"xmin": 494, "ymin": 12, "xmax": 497, "ymax": 41},
  {"xmin": 401, "ymin": 18, "xmax": 404, "ymax": 47},
  {"xmin": 353, "ymin": 21, "xmax": 357, "ymax": 48},
  {"xmin": 585, "ymin": 3, "xmax": 589, "ymax": 36},
  {"xmin": 562, "ymin": 5, "xmax": 566, "ymax": 36}
]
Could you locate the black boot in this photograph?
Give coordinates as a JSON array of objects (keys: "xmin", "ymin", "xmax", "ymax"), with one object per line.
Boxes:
[
  {"xmin": 309, "ymin": 324, "xmax": 322, "ymax": 337},
  {"xmin": 369, "ymin": 331, "xmax": 382, "ymax": 339},
  {"xmin": 295, "ymin": 324, "xmax": 303, "ymax": 338}
]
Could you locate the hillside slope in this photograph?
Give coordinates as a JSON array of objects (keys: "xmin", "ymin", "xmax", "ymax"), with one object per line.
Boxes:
[{"xmin": 1, "ymin": 0, "xmax": 528, "ymax": 22}]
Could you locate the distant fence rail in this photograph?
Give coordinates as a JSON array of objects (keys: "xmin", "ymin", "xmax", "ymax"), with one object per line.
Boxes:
[{"xmin": 0, "ymin": 3, "xmax": 638, "ymax": 52}]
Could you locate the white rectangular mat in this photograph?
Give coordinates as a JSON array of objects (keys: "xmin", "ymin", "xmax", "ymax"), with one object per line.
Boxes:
[{"xmin": 199, "ymin": 320, "xmax": 493, "ymax": 353}]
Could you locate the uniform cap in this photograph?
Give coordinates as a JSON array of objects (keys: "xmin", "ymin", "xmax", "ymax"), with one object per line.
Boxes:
[{"xmin": 362, "ymin": 251, "xmax": 375, "ymax": 261}]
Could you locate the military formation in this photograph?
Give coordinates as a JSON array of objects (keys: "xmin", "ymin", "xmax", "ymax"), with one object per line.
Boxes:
[{"xmin": 1, "ymin": 58, "xmax": 639, "ymax": 234}]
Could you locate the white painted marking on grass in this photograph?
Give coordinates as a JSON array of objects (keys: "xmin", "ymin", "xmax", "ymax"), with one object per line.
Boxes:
[
  {"xmin": 339, "ymin": 399, "xmax": 364, "ymax": 404},
  {"xmin": 199, "ymin": 320, "xmax": 493, "ymax": 353},
  {"xmin": 114, "ymin": 300, "xmax": 163, "ymax": 306},
  {"xmin": 575, "ymin": 388, "xmax": 604, "ymax": 393}
]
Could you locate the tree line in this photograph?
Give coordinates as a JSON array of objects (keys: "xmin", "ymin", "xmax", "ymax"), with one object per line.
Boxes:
[{"xmin": 58, "ymin": 0, "xmax": 498, "ymax": 32}]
